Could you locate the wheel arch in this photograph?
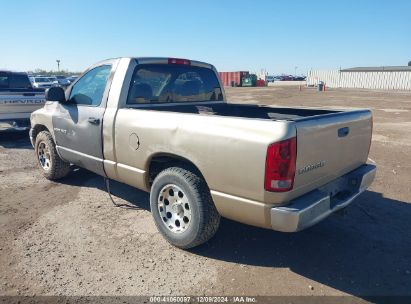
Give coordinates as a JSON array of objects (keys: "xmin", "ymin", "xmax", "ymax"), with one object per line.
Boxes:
[
  {"xmin": 31, "ymin": 124, "xmax": 51, "ymax": 144},
  {"xmin": 146, "ymin": 153, "xmax": 206, "ymax": 189}
]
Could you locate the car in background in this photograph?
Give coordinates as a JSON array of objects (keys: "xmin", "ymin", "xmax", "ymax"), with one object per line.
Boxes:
[
  {"xmin": 49, "ymin": 75, "xmax": 71, "ymax": 87},
  {"xmin": 293, "ymin": 76, "xmax": 306, "ymax": 81},
  {"xmin": 266, "ymin": 75, "xmax": 275, "ymax": 83},
  {"xmin": 272, "ymin": 75, "xmax": 306, "ymax": 81},
  {"xmin": 29, "ymin": 76, "xmax": 54, "ymax": 89},
  {"xmin": 47, "ymin": 76, "xmax": 58, "ymax": 85},
  {"xmin": 65, "ymin": 76, "xmax": 78, "ymax": 84},
  {"xmin": 0, "ymin": 71, "xmax": 45, "ymax": 131},
  {"xmin": 281, "ymin": 75, "xmax": 294, "ymax": 81},
  {"xmin": 55, "ymin": 75, "xmax": 71, "ymax": 86}
]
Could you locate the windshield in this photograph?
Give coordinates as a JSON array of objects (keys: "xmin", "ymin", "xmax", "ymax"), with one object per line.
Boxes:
[
  {"xmin": 127, "ymin": 64, "xmax": 223, "ymax": 104},
  {"xmin": 35, "ymin": 77, "xmax": 50, "ymax": 83}
]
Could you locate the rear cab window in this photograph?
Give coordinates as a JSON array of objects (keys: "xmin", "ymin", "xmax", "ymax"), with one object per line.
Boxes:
[
  {"xmin": 0, "ymin": 72, "xmax": 32, "ymax": 90},
  {"xmin": 10, "ymin": 73, "xmax": 32, "ymax": 89},
  {"xmin": 127, "ymin": 64, "xmax": 223, "ymax": 104}
]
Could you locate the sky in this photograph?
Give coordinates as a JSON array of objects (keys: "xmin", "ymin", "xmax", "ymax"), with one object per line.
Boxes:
[{"xmin": 1, "ymin": 0, "xmax": 410, "ymax": 75}]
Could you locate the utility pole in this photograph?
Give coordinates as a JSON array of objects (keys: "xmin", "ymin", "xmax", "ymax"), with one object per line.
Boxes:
[
  {"xmin": 294, "ymin": 66, "xmax": 298, "ymax": 76},
  {"xmin": 56, "ymin": 60, "xmax": 61, "ymax": 72}
]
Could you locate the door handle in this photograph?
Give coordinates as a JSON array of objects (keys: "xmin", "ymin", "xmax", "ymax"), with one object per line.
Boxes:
[{"xmin": 88, "ymin": 117, "xmax": 100, "ymax": 125}]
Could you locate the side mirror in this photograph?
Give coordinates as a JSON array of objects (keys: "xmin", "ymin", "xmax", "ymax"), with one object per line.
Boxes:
[{"xmin": 45, "ymin": 86, "xmax": 66, "ymax": 103}]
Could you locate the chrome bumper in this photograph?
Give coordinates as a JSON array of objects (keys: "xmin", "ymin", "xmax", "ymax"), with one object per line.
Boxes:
[{"xmin": 271, "ymin": 164, "xmax": 376, "ymax": 232}]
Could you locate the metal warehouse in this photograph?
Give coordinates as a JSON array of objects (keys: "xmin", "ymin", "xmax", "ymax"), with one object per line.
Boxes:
[{"xmin": 307, "ymin": 66, "xmax": 411, "ymax": 90}]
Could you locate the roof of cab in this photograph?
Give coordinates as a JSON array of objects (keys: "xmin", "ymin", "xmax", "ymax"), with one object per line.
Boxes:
[
  {"xmin": 0, "ymin": 70, "xmax": 29, "ymax": 74},
  {"xmin": 132, "ymin": 57, "xmax": 214, "ymax": 69},
  {"xmin": 86, "ymin": 57, "xmax": 216, "ymax": 73}
]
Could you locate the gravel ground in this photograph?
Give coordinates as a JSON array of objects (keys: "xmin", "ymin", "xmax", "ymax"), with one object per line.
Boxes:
[{"xmin": 0, "ymin": 86, "xmax": 410, "ymax": 300}]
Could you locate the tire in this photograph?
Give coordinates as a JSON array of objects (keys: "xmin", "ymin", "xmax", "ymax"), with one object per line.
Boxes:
[
  {"xmin": 150, "ymin": 166, "xmax": 220, "ymax": 249},
  {"xmin": 35, "ymin": 131, "xmax": 70, "ymax": 180}
]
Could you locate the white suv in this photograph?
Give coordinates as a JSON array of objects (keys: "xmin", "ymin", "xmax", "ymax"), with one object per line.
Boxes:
[{"xmin": 29, "ymin": 76, "xmax": 54, "ymax": 89}]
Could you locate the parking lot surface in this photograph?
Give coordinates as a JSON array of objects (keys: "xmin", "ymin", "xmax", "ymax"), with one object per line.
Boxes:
[{"xmin": 0, "ymin": 86, "xmax": 410, "ymax": 299}]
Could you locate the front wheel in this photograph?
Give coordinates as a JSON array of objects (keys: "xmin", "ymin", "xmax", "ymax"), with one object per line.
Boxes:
[
  {"xmin": 35, "ymin": 131, "xmax": 70, "ymax": 180},
  {"xmin": 150, "ymin": 166, "xmax": 220, "ymax": 249}
]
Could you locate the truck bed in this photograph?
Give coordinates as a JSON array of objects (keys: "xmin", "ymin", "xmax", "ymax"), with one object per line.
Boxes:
[
  {"xmin": 123, "ymin": 101, "xmax": 372, "ymax": 205},
  {"xmin": 130, "ymin": 102, "xmax": 340, "ymax": 121}
]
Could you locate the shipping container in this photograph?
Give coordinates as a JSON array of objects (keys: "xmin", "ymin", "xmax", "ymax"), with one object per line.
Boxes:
[{"xmin": 218, "ymin": 71, "xmax": 249, "ymax": 87}]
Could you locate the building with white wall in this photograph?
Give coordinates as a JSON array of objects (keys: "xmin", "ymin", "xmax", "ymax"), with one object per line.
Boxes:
[{"xmin": 307, "ymin": 66, "xmax": 411, "ymax": 90}]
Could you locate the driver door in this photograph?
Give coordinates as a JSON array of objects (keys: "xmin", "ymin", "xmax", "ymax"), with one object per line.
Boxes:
[{"xmin": 53, "ymin": 64, "xmax": 113, "ymax": 176}]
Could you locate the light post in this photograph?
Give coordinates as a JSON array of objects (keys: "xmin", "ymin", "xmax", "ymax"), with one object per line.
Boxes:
[
  {"xmin": 294, "ymin": 66, "xmax": 298, "ymax": 76},
  {"xmin": 56, "ymin": 60, "xmax": 60, "ymax": 72}
]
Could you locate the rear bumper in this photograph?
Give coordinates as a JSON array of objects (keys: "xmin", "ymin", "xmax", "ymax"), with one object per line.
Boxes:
[
  {"xmin": 271, "ymin": 164, "xmax": 376, "ymax": 232},
  {"xmin": 0, "ymin": 119, "xmax": 30, "ymax": 132}
]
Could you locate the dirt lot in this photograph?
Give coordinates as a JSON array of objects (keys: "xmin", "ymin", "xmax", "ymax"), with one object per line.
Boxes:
[{"xmin": 0, "ymin": 86, "xmax": 410, "ymax": 300}]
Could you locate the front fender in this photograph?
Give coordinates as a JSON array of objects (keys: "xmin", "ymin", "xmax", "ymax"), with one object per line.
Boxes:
[{"xmin": 30, "ymin": 101, "xmax": 59, "ymax": 143}]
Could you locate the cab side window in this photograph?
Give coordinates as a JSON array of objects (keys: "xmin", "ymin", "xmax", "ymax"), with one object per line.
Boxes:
[{"xmin": 69, "ymin": 65, "xmax": 111, "ymax": 106}]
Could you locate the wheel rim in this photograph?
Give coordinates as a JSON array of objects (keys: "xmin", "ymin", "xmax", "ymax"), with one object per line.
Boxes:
[
  {"xmin": 158, "ymin": 184, "xmax": 191, "ymax": 233},
  {"xmin": 37, "ymin": 141, "xmax": 51, "ymax": 171}
]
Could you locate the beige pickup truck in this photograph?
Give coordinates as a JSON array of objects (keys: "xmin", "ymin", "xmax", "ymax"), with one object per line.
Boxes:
[{"xmin": 30, "ymin": 57, "xmax": 376, "ymax": 248}]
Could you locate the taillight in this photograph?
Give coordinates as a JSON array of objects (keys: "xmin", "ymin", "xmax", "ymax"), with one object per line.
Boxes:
[
  {"xmin": 168, "ymin": 58, "xmax": 191, "ymax": 65},
  {"xmin": 264, "ymin": 137, "xmax": 297, "ymax": 192}
]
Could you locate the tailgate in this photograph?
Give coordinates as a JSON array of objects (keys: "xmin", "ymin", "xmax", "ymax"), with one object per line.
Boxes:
[
  {"xmin": 294, "ymin": 110, "xmax": 372, "ymax": 190},
  {"xmin": 0, "ymin": 92, "xmax": 45, "ymax": 119}
]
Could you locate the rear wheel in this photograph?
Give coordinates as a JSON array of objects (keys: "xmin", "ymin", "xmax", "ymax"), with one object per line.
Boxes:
[
  {"xmin": 150, "ymin": 166, "xmax": 220, "ymax": 249},
  {"xmin": 35, "ymin": 131, "xmax": 70, "ymax": 180}
]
